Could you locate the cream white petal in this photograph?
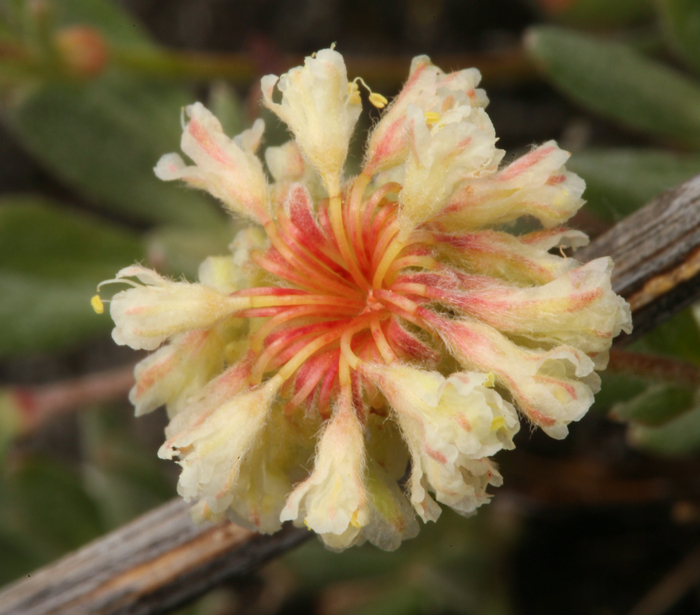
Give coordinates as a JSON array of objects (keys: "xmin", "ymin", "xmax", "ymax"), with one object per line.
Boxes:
[
  {"xmin": 224, "ymin": 405, "xmax": 320, "ymax": 534},
  {"xmin": 437, "ymin": 258, "xmax": 632, "ymax": 361},
  {"xmin": 398, "ymin": 104, "xmax": 502, "ymax": 237},
  {"xmin": 107, "ymin": 266, "xmax": 250, "ymax": 351},
  {"xmin": 280, "ymin": 397, "xmax": 369, "ymax": 549},
  {"xmin": 130, "ymin": 329, "xmax": 225, "ymax": 417},
  {"xmin": 155, "ymin": 103, "xmax": 270, "ymax": 223},
  {"xmin": 436, "ymin": 141, "xmax": 585, "ymax": 230},
  {"xmin": 164, "ymin": 377, "xmax": 282, "ymax": 515},
  {"xmin": 363, "ymin": 363, "xmax": 515, "ymax": 519},
  {"xmin": 261, "ymin": 48, "xmax": 361, "ymax": 193},
  {"xmin": 430, "ymin": 317, "xmax": 601, "ymax": 439}
]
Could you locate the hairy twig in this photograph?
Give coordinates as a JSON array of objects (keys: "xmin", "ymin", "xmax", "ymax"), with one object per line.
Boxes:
[
  {"xmin": 607, "ymin": 349, "xmax": 700, "ymax": 388},
  {"xmin": 3, "ymin": 365, "xmax": 134, "ymax": 436}
]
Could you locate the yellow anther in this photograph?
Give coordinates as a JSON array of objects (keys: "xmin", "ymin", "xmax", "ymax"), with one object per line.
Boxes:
[
  {"xmin": 424, "ymin": 111, "xmax": 441, "ymax": 125},
  {"xmin": 483, "ymin": 372, "xmax": 496, "ymax": 388},
  {"xmin": 490, "ymin": 416, "xmax": 506, "ymax": 432},
  {"xmin": 368, "ymin": 92, "xmax": 388, "ymax": 109},
  {"xmin": 350, "ymin": 510, "xmax": 361, "ymax": 528},
  {"xmin": 347, "ymin": 81, "xmax": 361, "ymax": 105},
  {"xmin": 311, "ymin": 52, "xmax": 317, "ymax": 58},
  {"xmin": 91, "ymin": 294, "xmax": 104, "ymax": 314},
  {"xmin": 350, "ymin": 77, "xmax": 388, "ymax": 109}
]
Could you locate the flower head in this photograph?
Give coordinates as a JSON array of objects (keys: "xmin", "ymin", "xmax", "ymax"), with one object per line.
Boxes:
[{"xmin": 98, "ymin": 48, "xmax": 631, "ymax": 551}]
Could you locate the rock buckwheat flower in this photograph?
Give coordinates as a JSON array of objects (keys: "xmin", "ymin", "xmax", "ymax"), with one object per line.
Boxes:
[{"xmin": 96, "ymin": 48, "xmax": 632, "ymax": 551}]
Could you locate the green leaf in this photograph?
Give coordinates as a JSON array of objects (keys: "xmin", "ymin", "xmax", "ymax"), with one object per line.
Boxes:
[
  {"xmin": 610, "ymin": 382, "xmax": 694, "ymax": 426},
  {"xmin": 80, "ymin": 406, "xmax": 174, "ymax": 529},
  {"xmin": 593, "ymin": 372, "xmax": 648, "ymax": 411},
  {"xmin": 0, "ymin": 528, "xmax": 46, "ymax": 587},
  {"xmin": 525, "ymin": 26, "xmax": 700, "ymax": 148},
  {"xmin": 146, "ymin": 223, "xmax": 239, "ymax": 280},
  {"xmin": 2, "ymin": 73, "xmax": 223, "ymax": 228},
  {"xmin": 208, "ymin": 82, "xmax": 247, "ymax": 138},
  {"xmin": 0, "ymin": 457, "xmax": 105, "ymax": 561},
  {"xmin": 0, "ymin": 196, "xmax": 143, "ymax": 356},
  {"xmin": 631, "ymin": 308, "xmax": 700, "ymax": 363},
  {"xmin": 629, "ymin": 404, "xmax": 700, "ymax": 455},
  {"xmin": 571, "ymin": 149, "xmax": 700, "ymax": 221},
  {"xmin": 657, "ymin": 0, "xmax": 700, "ymax": 76}
]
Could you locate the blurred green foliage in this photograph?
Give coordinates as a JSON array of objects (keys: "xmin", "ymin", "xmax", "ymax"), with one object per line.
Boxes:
[
  {"xmin": 528, "ymin": 0, "xmax": 654, "ymax": 28},
  {"xmin": 526, "ymin": 26, "xmax": 700, "ymax": 148},
  {"xmin": 526, "ymin": 3, "xmax": 700, "ymax": 460},
  {"xmin": 657, "ymin": 0, "xmax": 700, "ymax": 76},
  {"xmin": 0, "ymin": 196, "xmax": 143, "ymax": 355},
  {"xmin": 0, "ymin": 0, "xmax": 700, "ymax": 613}
]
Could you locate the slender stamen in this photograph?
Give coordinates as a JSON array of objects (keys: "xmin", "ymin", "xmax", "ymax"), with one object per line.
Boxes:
[
  {"xmin": 284, "ymin": 349, "xmax": 338, "ymax": 413},
  {"xmin": 234, "ymin": 287, "xmax": 307, "ymax": 296},
  {"xmin": 370, "ymin": 315, "xmax": 397, "ymax": 364},
  {"xmin": 249, "ymin": 305, "xmax": 351, "ymax": 353},
  {"xmin": 362, "ymin": 182, "xmax": 400, "ymax": 230},
  {"xmin": 373, "ymin": 236, "xmax": 407, "ymax": 289},
  {"xmin": 347, "ymin": 173, "xmax": 372, "ymax": 271},
  {"xmin": 276, "ymin": 209, "xmax": 345, "ymax": 270},
  {"xmin": 373, "ymin": 230, "xmax": 437, "ymax": 289},
  {"xmin": 252, "ymin": 320, "xmax": 349, "ymax": 384},
  {"xmin": 389, "ymin": 281, "xmax": 429, "ymax": 294},
  {"xmin": 317, "ymin": 354, "xmax": 340, "ymax": 419},
  {"xmin": 250, "ymin": 249, "xmax": 363, "ymax": 298},
  {"xmin": 264, "ymin": 220, "xmax": 361, "ymax": 294},
  {"xmin": 339, "ymin": 354, "xmax": 351, "ymax": 388},
  {"xmin": 375, "ymin": 289, "xmax": 425, "ymax": 327},
  {"xmin": 365, "ymin": 203, "xmax": 397, "ymax": 262},
  {"xmin": 277, "ymin": 325, "xmax": 350, "ymax": 382},
  {"xmin": 385, "ymin": 255, "xmax": 438, "ymax": 282},
  {"xmin": 339, "ymin": 313, "xmax": 377, "ymax": 370},
  {"xmin": 371, "ymin": 218, "xmax": 400, "ymax": 271},
  {"xmin": 329, "ymin": 194, "xmax": 371, "ymax": 290},
  {"xmin": 248, "ymin": 294, "xmax": 364, "ymax": 310}
]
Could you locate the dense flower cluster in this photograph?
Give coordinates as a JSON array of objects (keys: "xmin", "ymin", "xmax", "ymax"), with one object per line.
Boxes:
[{"xmin": 98, "ymin": 48, "xmax": 631, "ymax": 550}]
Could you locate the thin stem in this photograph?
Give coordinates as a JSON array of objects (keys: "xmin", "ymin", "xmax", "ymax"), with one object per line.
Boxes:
[
  {"xmin": 277, "ymin": 326, "xmax": 349, "ymax": 382},
  {"xmin": 607, "ymin": 349, "xmax": 700, "ymax": 388},
  {"xmin": 328, "ymin": 195, "xmax": 371, "ymax": 291},
  {"xmin": 4, "ymin": 366, "xmax": 135, "ymax": 436},
  {"xmin": 251, "ymin": 320, "xmax": 348, "ymax": 384},
  {"xmin": 248, "ymin": 305, "xmax": 350, "ymax": 353},
  {"xmin": 339, "ymin": 314, "xmax": 377, "ymax": 370},
  {"xmin": 263, "ymin": 222, "xmax": 360, "ymax": 295},
  {"xmin": 385, "ymin": 255, "xmax": 438, "ymax": 282},
  {"xmin": 247, "ymin": 294, "xmax": 364, "ymax": 310},
  {"xmin": 284, "ymin": 349, "xmax": 338, "ymax": 413},
  {"xmin": 370, "ymin": 315, "xmax": 397, "ymax": 364},
  {"xmin": 347, "ymin": 173, "xmax": 372, "ymax": 271},
  {"xmin": 373, "ymin": 235, "xmax": 406, "ymax": 289}
]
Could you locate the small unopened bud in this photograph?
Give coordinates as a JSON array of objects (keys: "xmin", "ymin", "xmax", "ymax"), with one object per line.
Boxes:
[{"xmin": 55, "ymin": 27, "xmax": 109, "ymax": 78}]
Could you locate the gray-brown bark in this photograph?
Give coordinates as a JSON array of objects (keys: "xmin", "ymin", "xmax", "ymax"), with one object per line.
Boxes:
[
  {"xmin": 577, "ymin": 173, "xmax": 700, "ymax": 343},
  {"xmin": 1, "ymin": 174, "xmax": 699, "ymax": 615},
  {"xmin": 0, "ymin": 499, "xmax": 311, "ymax": 615}
]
